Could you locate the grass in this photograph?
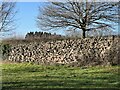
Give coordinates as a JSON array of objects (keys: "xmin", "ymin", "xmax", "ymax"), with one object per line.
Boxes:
[{"xmin": 1, "ymin": 62, "xmax": 120, "ymax": 90}]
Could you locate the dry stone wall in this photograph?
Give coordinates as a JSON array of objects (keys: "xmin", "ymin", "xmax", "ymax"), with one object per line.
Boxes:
[{"xmin": 8, "ymin": 36, "xmax": 120, "ymax": 66}]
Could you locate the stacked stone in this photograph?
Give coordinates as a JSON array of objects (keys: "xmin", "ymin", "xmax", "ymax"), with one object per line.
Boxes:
[{"xmin": 8, "ymin": 36, "xmax": 120, "ymax": 66}]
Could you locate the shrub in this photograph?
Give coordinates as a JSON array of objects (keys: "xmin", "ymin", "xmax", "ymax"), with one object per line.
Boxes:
[{"xmin": 1, "ymin": 43, "xmax": 11, "ymax": 60}]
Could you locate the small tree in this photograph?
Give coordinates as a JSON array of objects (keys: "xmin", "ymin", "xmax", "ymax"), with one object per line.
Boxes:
[
  {"xmin": 0, "ymin": 2, "xmax": 16, "ymax": 32},
  {"xmin": 37, "ymin": 0, "xmax": 119, "ymax": 38}
]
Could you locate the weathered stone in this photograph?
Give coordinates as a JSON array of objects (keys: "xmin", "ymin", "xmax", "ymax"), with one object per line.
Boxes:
[{"xmin": 7, "ymin": 36, "xmax": 120, "ymax": 67}]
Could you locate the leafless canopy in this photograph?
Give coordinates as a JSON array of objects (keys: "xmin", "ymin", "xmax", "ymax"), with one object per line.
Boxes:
[
  {"xmin": 0, "ymin": 2, "xmax": 16, "ymax": 32},
  {"xmin": 37, "ymin": 0, "xmax": 119, "ymax": 38}
]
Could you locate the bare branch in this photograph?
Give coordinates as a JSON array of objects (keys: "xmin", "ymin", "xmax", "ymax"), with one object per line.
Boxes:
[
  {"xmin": 0, "ymin": 2, "xmax": 16, "ymax": 32},
  {"xmin": 37, "ymin": 0, "xmax": 119, "ymax": 38}
]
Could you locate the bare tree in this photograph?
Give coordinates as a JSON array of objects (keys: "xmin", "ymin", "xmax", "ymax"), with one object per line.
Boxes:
[
  {"xmin": 0, "ymin": 2, "xmax": 16, "ymax": 32},
  {"xmin": 37, "ymin": 0, "xmax": 119, "ymax": 38}
]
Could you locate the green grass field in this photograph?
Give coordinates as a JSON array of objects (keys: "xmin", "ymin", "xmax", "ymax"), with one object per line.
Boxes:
[{"xmin": 1, "ymin": 62, "xmax": 120, "ymax": 90}]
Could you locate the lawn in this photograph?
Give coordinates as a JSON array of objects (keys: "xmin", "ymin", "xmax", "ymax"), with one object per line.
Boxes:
[{"xmin": 1, "ymin": 62, "xmax": 120, "ymax": 90}]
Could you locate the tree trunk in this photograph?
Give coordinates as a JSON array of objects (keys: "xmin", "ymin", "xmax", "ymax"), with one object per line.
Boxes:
[{"xmin": 83, "ymin": 30, "xmax": 86, "ymax": 38}]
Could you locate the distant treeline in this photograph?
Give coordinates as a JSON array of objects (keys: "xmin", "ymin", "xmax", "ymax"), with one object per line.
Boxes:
[{"xmin": 25, "ymin": 31, "xmax": 64, "ymax": 40}]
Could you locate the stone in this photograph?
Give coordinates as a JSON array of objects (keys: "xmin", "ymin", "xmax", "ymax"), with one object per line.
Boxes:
[{"xmin": 6, "ymin": 36, "xmax": 120, "ymax": 67}]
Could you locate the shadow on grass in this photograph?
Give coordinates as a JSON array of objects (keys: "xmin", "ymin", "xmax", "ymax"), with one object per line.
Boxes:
[
  {"xmin": 2, "ymin": 64, "xmax": 119, "ymax": 90},
  {"xmin": 2, "ymin": 78, "xmax": 119, "ymax": 90}
]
